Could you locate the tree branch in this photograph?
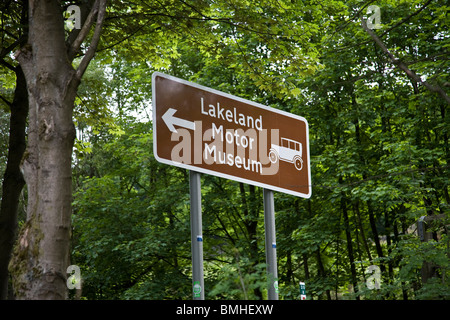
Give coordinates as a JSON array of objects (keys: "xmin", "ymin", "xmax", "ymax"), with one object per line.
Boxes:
[
  {"xmin": 76, "ymin": 0, "xmax": 107, "ymax": 80},
  {"xmin": 361, "ymin": 16, "xmax": 450, "ymax": 104},
  {"xmin": 335, "ymin": 0, "xmax": 434, "ymax": 52},
  {"xmin": 0, "ymin": 37, "xmax": 24, "ymax": 61},
  {"xmin": 378, "ymin": 0, "xmax": 433, "ymax": 38},
  {"xmin": 66, "ymin": 0, "xmax": 97, "ymax": 60},
  {"xmin": 0, "ymin": 94, "xmax": 12, "ymax": 107},
  {"xmin": 0, "ymin": 58, "xmax": 16, "ymax": 72},
  {"xmin": 13, "ymin": 45, "xmax": 33, "ymax": 88}
]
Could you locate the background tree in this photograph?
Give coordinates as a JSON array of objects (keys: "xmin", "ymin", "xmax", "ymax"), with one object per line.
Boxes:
[{"xmin": 0, "ymin": 0, "xmax": 28, "ymax": 299}]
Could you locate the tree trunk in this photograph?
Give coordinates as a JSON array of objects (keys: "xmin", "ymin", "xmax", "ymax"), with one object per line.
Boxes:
[
  {"xmin": 0, "ymin": 67, "xmax": 28, "ymax": 300},
  {"xmin": 8, "ymin": 2, "xmax": 77, "ymax": 300},
  {"xmin": 341, "ymin": 197, "xmax": 359, "ymax": 299},
  {"xmin": 239, "ymin": 183, "xmax": 262, "ymax": 299},
  {"xmin": 384, "ymin": 210, "xmax": 394, "ymax": 282},
  {"xmin": 315, "ymin": 249, "xmax": 331, "ymax": 300},
  {"xmin": 367, "ymin": 202, "xmax": 385, "ymax": 273},
  {"xmin": 8, "ymin": 0, "xmax": 106, "ymax": 299},
  {"xmin": 353, "ymin": 201, "xmax": 373, "ymax": 262}
]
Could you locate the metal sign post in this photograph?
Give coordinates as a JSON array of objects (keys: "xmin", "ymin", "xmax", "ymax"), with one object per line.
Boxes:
[
  {"xmin": 152, "ymin": 73, "xmax": 312, "ymax": 301},
  {"xmin": 263, "ymin": 188, "xmax": 278, "ymax": 300},
  {"xmin": 190, "ymin": 170, "xmax": 204, "ymax": 300}
]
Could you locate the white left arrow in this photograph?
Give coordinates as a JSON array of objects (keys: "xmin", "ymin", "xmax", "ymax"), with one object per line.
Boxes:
[{"xmin": 162, "ymin": 108, "xmax": 196, "ymax": 133}]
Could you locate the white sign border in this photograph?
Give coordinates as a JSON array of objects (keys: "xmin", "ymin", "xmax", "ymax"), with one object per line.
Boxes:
[{"xmin": 152, "ymin": 72, "xmax": 312, "ymax": 199}]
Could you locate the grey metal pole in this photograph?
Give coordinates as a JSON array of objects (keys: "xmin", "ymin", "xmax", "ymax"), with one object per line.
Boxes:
[
  {"xmin": 263, "ymin": 188, "xmax": 278, "ymax": 300},
  {"xmin": 190, "ymin": 170, "xmax": 204, "ymax": 300}
]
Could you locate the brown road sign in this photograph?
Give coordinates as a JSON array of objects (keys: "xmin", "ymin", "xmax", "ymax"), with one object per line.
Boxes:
[{"xmin": 152, "ymin": 72, "xmax": 311, "ymax": 198}]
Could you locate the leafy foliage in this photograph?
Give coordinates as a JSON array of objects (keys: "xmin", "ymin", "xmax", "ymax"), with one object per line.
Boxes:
[{"xmin": 1, "ymin": 0, "xmax": 448, "ymax": 300}]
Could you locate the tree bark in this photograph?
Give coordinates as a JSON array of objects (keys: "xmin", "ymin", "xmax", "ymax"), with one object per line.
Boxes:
[
  {"xmin": 9, "ymin": 1, "xmax": 77, "ymax": 299},
  {"xmin": 8, "ymin": 0, "xmax": 106, "ymax": 299},
  {"xmin": 0, "ymin": 67, "xmax": 28, "ymax": 300}
]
